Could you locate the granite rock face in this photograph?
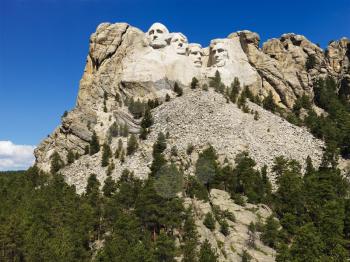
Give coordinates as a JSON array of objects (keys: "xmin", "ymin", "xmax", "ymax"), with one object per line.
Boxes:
[
  {"xmin": 35, "ymin": 21, "xmax": 349, "ymax": 179},
  {"xmin": 33, "ymin": 21, "xmax": 349, "ymax": 262},
  {"xmin": 183, "ymin": 189, "xmax": 276, "ymax": 261}
]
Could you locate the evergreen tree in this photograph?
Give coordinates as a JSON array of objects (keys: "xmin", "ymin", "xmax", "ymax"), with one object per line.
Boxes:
[
  {"xmin": 209, "ymin": 70, "xmax": 223, "ymax": 93},
  {"xmin": 198, "ymin": 240, "xmax": 218, "ymax": 262},
  {"xmin": 139, "ymin": 127, "xmax": 148, "ymax": 140},
  {"xmin": 289, "ymin": 223, "xmax": 324, "ymax": 261},
  {"xmin": 165, "ymin": 93, "xmax": 171, "ymax": 102},
  {"xmin": 241, "ymin": 250, "xmax": 252, "ymax": 262},
  {"xmin": 89, "ymin": 131, "xmax": 100, "ymax": 155},
  {"xmin": 50, "ymin": 151, "xmax": 64, "ymax": 174},
  {"xmin": 230, "ymin": 77, "xmax": 240, "ymax": 103},
  {"xmin": 305, "ymin": 55, "xmax": 316, "ymax": 70},
  {"xmin": 154, "ymin": 232, "xmax": 176, "ymax": 262},
  {"xmin": 153, "ymin": 132, "xmax": 167, "ymax": 156},
  {"xmin": 261, "ymin": 215, "xmax": 280, "ymax": 248},
  {"xmin": 127, "ymin": 134, "xmax": 138, "ymax": 155},
  {"xmin": 141, "ymin": 107, "xmax": 154, "ymax": 129},
  {"xmin": 66, "ymin": 150, "xmax": 75, "ymax": 164},
  {"xmin": 195, "ymin": 145, "xmax": 218, "ymax": 190},
  {"xmin": 108, "ymin": 122, "xmax": 119, "ymax": 137},
  {"xmin": 203, "ymin": 212, "xmax": 216, "ymax": 231},
  {"xmin": 191, "ymin": 77, "xmax": 199, "ymax": 89},
  {"xmin": 263, "ymin": 91, "xmax": 277, "ymax": 113},
  {"xmin": 101, "ymin": 143, "xmax": 111, "ymax": 167},
  {"xmin": 122, "ymin": 123, "xmax": 129, "ymax": 137},
  {"xmin": 103, "ymin": 176, "xmax": 117, "ymax": 197},
  {"xmin": 182, "ymin": 209, "xmax": 199, "ymax": 262},
  {"xmin": 174, "ymin": 82, "xmax": 183, "ymax": 96}
]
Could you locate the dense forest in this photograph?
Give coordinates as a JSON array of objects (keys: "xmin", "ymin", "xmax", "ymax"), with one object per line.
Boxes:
[
  {"xmin": 1, "ymin": 76, "xmax": 350, "ymax": 261},
  {"xmin": 1, "ymin": 140, "xmax": 349, "ymax": 261}
]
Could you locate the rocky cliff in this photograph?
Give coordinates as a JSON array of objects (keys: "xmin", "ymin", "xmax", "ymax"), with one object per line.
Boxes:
[
  {"xmin": 33, "ymin": 21, "xmax": 349, "ymax": 262},
  {"xmin": 34, "ymin": 22, "xmax": 349, "ymax": 180}
]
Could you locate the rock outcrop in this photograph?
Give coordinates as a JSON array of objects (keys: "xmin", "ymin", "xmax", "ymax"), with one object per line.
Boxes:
[
  {"xmin": 35, "ymin": 21, "xmax": 349, "ymax": 181},
  {"xmin": 33, "ymin": 21, "xmax": 349, "ymax": 262},
  {"xmin": 185, "ymin": 189, "xmax": 276, "ymax": 261}
]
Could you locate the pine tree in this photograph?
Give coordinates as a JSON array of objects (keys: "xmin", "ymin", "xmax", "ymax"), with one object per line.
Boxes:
[
  {"xmin": 153, "ymin": 132, "xmax": 167, "ymax": 156},
  {"xmin": 139, "ymin": 127, "xmax": 148, "ymax": 140},
  {"xmin": 50, "ymin": 151, "xmax": 64, "ymax": 174},
  {"xmin": 261, "ymin": 215, "xmax": 280, "ymax": 248},
  {"xmin": 289, "ymin": 223, "xmax": 324, "ymax": 261},
  {"xmin": 127, "ymin": 134, "xmax": 138, "ymax": 155},
  {"xmin": 209, "ymin": 70, "xmax": 221, "ymax": 90},
  {"xmin": 198, "ymin": 240, "xmax": 218, "ymax": 262},
  {"xmin": 263, "ymin": 91, "xmax": 277, "ymax": 113},
  {"xmin": 89, "ymin": 131, "xmax": 100, "ymax": 155},
  {"xmin": 191, "ymin": 77, "xmax": 199, "ymax": 89},
  {"xmin": 101, "ymin": 143, "xmax": 111, "ymax": 167},
  {"xmin": 109, "ymin": 122, "xmax": 119, "ymax": 137},
  {"xmin": 122, "ymin": 123, "xmax": 129, "ymax": 137},
  {"xmin": 203, "ymin": 212, "xmax": 216, "ymax": 231},
  {"xmin": 165, "ymin": 93, "xmax": 171, "ymax": 101},
  {"xmin": 182, "ymin": 209, "xmax": 199, "ymax": 262},
  {"xmin": 67, "ymin": 150, "xmax": 75, "ymax": 164},
  {"xmin": 241, "ymin": 250, "xmax": 252, "ymax": 262},
  {"xmin": 154, "ymin": 232, "xmax": 176, "ymax": 262},
  {"xmin": 102, "ymin": 176, "xmax": 117, "ymax": 197},
  {"xmin": 174, "ymin": 82, "xmax": 183, "ymax": 96},
  {"xmin": 84, "ymin": 145, "xmax": 89, "ymax": 155},
  {"xmin": 141, "ymin": 107, "xmax": 153, "ymax": 129}
]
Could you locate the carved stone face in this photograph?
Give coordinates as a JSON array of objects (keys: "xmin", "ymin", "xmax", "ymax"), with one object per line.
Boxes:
[
  {"xmin": 170, "ymin": 33, "xmax": 188, "ymax": 55},
  {"xmin": 211, "ymin": 42, "xmax": 228, "ymax": 67},
  {"xmin": 147, "ymin": 22, "xmax": 169, "ymax": 49},
  {"xmin": 188, "ymin": 44, "xmax": 203, "ymax": 67}
]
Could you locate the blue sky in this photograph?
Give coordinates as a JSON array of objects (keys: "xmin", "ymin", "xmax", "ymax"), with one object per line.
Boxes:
[{"xmin": 0, "ymin": 0, "xmax": 349, "ymax": 169}]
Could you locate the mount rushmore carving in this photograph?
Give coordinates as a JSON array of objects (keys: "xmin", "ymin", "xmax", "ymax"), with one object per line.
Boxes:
[{"xmin": 117, "ymin": 22, "xmax": 260, "ymax": 91}]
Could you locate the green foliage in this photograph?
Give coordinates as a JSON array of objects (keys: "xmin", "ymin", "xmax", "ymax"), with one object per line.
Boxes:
[
  {"xmin": 262, "ymin": 91, "xmax": 277, "ymax": 113},
  {"xmin": 153, "ymin": 132, "xmax": 167, "ymax": 157},
  {"xmin": 261, "ymin": 215, "xmax": 280, "ymax": 248},
  {"xmin": 103, "ymin": 176, "xmax": 117, "ymax": 197},
  {"xmin": 229, "ymin": 77, "xmax": 240, "ymax": 103},
  {"xmin": 165, "ymin": 93, "xmax": 171, "ymax": 101},
  {"xmin": 195, "ymin": 145, "xmax": 219, "ymax": 190},
  {"xmin": 210, "ymin": 70, "xmax": 225, "ymax": 93},
  {"xmin": 66, "ymin": 150, "xmax": 75, "ymax": 164},
  {"xmin": 203, "ymin": 212, "xmax": 216, "ymax": 231},
  {"xmin": 62, "ymin": 110, "xmax": 68, "ymax": 118},
  {"xmin": 141, "ymin": 107, "xmax": 154, "ymax": 129},
  {"xmin": 101, "ymin": 143, "xmax": 111, "ymax": 167},
  {"xmin": 186, "ymin": 143, "xmax": 194, "ymax": 155},
  {"xmin": 139, "ymin": 127, "xmax": 148, "ymax": 140},
  {"xmin": 108, "ymin": 122, "xmax": 119, "ymax": 137},
  {"xmin": 121, "ymin": 123, "xmax": 129, "ymax": 137},
  {"xmin": 185, "ymin": 176, "xmax": 209, "ymax": 201},
  {"xmin": 288, "ymin": 223, "xmax": 323, "ymax": 261},
  {"xmin": 174, "ymin": 82, "xmax": 183, "ymax": 96},
  {"xmin": 241, "ymin": 250, "xmax": 252, "ymax": 262},
  {"xmin": 154, "ymin": 232, "xmax": 176, "ymax": 262},
  {"xmin": 198, "ymin": 240, "xmax": 218, "ymax": 262},
  {"xmin": 84, "ymin": 145, "xmax": 89, "ymax": 155},
  {"xmin": 128, "ymin": 98, "xmax": 146, "ymax": 119},
  {"xmin": 219, "ymin": 219, "xmax": 230, "ymax": 236},
  {"xmin": 153, "ymin": 163, "xmax": 183, "ymax": 199},
  {"xmin": 306, "ymin": 77, "xmax": 350, "ymax": 158},
  {"xmin": 182, "ymin": 208, "xmax": 199, "ymax": 262},
  {"xmin": 50, "ymin": 151, "xmax": 64, "ymax": 174},
  {"xmin": 127, "ymin": 134, "xmax": 138, "ymax": 155},
  {"xmin": 293, "ymin": 94, "xmax": 312, "ymax": 115},
  {"xmin": 191, "ymin": 77, "xmax": 199, "ymax": 89},
  {"xmin": 305, "ymin": 55, "xmax": 316, "ymax": 70},
  {"xmin": 89, "ymin": 131, "xmax": 100, "ymax": 155}
]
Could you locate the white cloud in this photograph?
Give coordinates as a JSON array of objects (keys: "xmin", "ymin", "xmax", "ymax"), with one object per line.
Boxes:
[{"xmin": 0, "ymin": 141, "xmax": 36, "ymax": 171}]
